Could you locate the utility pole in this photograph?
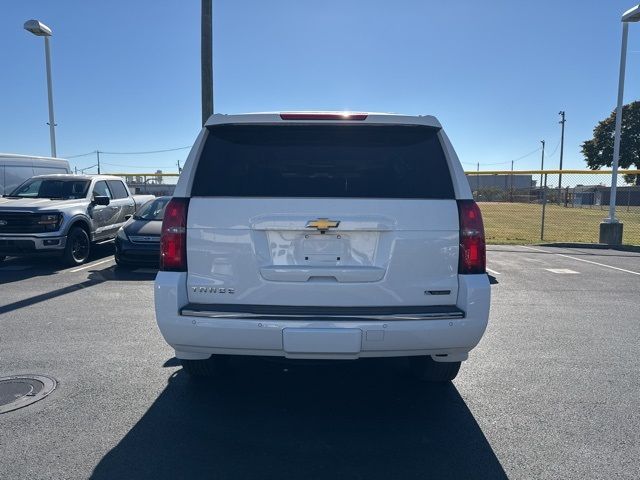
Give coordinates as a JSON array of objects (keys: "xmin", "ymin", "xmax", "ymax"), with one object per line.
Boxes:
[
  {"xmin": 177, "ymin": 160, "xmax": 182, "ymax": 173},
  {"xmin": 96, "ymin": 150, "xmax": 101, "ymax": 174},
  {"xmin": 539, "ymin": 140, "xmax": 545, "ymax": 191},
  {"xmin": 201, "ymin": 0, "xmax": 213, "ymax": 126},
  {"xmin": 558, "ymin": 111, "xmax": 566, "ymax": 191},
  {"xmin": 476, "ymin": 161, "xmax": 480, "ymax": 197}
]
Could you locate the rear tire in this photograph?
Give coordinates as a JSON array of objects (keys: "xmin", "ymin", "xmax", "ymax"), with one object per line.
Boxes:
[
  {"xmin": 181, "ymin": 356, "xmax": 228, "ymax": 378},
  {"xmin": 62, "ymin": 227, "xmax": 91, "ymax": 266},
  {"xmin": 409, "ymin": 356, "xmax": 461, "ymax": 382}
]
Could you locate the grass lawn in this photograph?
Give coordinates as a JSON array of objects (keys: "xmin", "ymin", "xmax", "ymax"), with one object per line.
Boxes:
[{"xmin": 478, "ymin": 202, "xmax": 640, "ymax": 245}]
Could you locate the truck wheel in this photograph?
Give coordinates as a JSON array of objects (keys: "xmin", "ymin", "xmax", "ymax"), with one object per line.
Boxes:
[
  {"xmin": 180, "ymin": 356, "xmax": 228, "ymax": 378},
  {"xmin": 63, "ymin": 227, "xmax": 91, "ymax": 266},
  {"xmin": 409, "ymin": 356, "xmax": 461, "ymax": 382}
]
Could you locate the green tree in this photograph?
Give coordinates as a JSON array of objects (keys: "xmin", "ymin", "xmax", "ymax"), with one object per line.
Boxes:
[{"xmin": 581, "ymin": 101, "xmax": 640, "ymax": 185}]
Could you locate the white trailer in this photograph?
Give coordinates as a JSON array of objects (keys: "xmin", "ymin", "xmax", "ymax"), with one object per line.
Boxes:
[{"xmin": 0, "ymin": 153, "xmax": 70, "ymax": 195}]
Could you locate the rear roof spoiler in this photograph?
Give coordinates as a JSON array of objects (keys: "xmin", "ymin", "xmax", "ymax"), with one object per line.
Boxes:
[{"xmin": 204, "ymin": 112, "xmax": 442, "ymax": 129}]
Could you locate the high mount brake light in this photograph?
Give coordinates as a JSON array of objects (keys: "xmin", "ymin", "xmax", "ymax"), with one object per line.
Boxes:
[
  {"xmin": 279, "ymin": 113, "xmax": 368, "ymax": 121},
  {"xmin": 457, "ymin": 200, "xmax": 486, "ymax": 274},
  {"xmin": 160, "ymin": 197, "xmax": 189, "ymax": 271}
]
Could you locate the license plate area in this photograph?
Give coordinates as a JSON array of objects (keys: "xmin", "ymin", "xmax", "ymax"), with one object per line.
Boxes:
[
  {"xmin": 302, "ymin": 234, "xmax": 345, "ymax": 263},
  {"xmin": 282, "ymin": 328, "xmax": 362, "ymax": 353},
  {"xmin": 265, "ymin": 230, "xmax": 379, "ymax": 267}
]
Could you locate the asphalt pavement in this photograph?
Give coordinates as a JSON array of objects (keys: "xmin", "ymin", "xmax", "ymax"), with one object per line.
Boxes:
[{"xmin": 1, "ymin": 244, "xmax": 639, "ymax": 479}]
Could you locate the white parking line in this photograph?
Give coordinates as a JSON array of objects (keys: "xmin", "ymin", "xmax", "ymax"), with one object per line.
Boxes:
[
  {"xmin": 521, "ymin": 245, "xmax": 640, "ymax": 276},
  {"xmin": 68, "ymin": 258, "xmax": 114, "ymax": 273},
  {"xmin": 545, "ymin": 268, "xmax": 579, "ymax": 274},
  {"xmin": 486, "ymin": 268, "xmax": 501, "ymax": 275}
]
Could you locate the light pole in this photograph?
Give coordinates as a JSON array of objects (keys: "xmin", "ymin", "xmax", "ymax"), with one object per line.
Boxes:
[
  {"xmin": 600, "ymin": 5, "xmax": 640, "ymax": 244},
  {"xmin": 24, "ymin": 19, "xmax": 57, "ymax": 158}
]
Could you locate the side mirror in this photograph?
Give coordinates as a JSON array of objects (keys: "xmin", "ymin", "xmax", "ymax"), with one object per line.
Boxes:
[
  {"xmin": 93, "ymin": 195, "xmax": 110, "ymax": 206},
  {"xmin": 124, "ymin": 214, "xmax": 132, "ymax": 221}
]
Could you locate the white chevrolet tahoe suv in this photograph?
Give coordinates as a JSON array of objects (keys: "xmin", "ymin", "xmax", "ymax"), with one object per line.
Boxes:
[{"xmin": 154, "ymin": 112, "xmax": 490, "ymax": 382}]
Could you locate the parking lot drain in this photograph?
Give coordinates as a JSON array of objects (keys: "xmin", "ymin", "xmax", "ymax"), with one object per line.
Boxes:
[{"xmin": 0, "ymin": 375, "xmax": 57, "ymax": 414}]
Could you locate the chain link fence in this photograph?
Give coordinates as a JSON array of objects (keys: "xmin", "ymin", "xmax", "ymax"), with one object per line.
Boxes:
[{"xmin": 467, "ymin": 170, "xmax": 640, "ymax": 245}]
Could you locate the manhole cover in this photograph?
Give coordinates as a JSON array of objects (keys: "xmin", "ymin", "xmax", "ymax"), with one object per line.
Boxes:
[{"xmin": 0, "ymin": 375, "xmax": 57, "ymax": 414}]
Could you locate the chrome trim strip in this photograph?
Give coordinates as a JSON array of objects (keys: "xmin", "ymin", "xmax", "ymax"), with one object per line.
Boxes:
[
  {"xmin": 129, "ymin": 235, "xmax": 160, "ymax": 243},
  {"xmin": 180, "ymin": 309, "xmax": 465, "ymax": 321}
]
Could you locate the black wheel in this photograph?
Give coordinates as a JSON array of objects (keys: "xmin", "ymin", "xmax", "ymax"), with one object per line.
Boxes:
[
  {"xmin": 0, "ymin": 256, "xmax": 6, "ymax": 263},
  {"xmin": 62, "ymin": 227, "xmax": 91, "ymax": 266},
  {"xmin": 409, "ymin": 356, "xmax": 461, "ymax": 382},
  {"xmin": 181, "ymin": 356, "xmax": 228, "ymax": 378}
]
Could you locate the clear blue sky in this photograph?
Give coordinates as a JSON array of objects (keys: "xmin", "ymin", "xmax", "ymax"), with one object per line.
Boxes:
[{"xmin": 2, "ymin": 0, "xmax": 640, "ymax": 174}]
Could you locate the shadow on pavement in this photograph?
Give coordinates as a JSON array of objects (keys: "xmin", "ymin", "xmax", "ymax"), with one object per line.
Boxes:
[
  {"xmin": 0, "ymin": 264, "xmax": 156, "ymax": 314},
  {"xmin": 0, "ymin": 243, "xmax": 116, "ymax": 285},
  {"xmin": 91, "ymin": 358, "xmax": 507, "ymax": 480}
]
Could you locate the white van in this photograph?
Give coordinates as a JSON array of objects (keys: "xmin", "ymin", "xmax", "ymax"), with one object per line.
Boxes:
[
  {"xmin": 0, "ymin": 153, "xmax": 71, "ymax": 196},
  {"xmin": 154, "ymin": 112, "xmax": 491, "ymax": 382}
]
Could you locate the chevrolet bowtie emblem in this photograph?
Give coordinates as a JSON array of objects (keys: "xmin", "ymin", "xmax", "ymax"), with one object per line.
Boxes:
[{"xmin": 306, "ymin": 218, "xmax": 340, "ymax": 232}]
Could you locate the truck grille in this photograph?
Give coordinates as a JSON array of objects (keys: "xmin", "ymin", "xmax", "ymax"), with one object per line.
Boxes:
[{"xmin": 0, "ymin": 212, "xmax": 52, "ymax": 234}]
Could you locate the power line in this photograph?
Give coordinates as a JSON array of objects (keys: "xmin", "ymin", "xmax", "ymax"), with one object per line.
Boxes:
[
  {"xmin": 507, "ymin": 146, "xmax": 543, "ymax": 164},
  {"xmin": 64, "ymin": 150, "xmax": 96, "ymax": 159},
  {"xmin": 471, "ymin": 146, "xmax": 543, "ymax": 167},
  {"xmin": 100, "ymin": 161, "xmax": 179, "ymax": 168},
  {"xmin": 100, "ymin": 146, "xmax": 191, "ymax": 155},
  {"xmin": 62, "ymin": 145, "xmax": 191, "ymax": 158},
  {"xmin": 544, "ymin": 139, "xmax": 561, "ymax": 159}
]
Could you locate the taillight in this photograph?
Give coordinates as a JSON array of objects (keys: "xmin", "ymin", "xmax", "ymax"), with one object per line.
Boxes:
[
  {"xmin": 160, "ymin": 197, "xmax": 189, "ymax": 271},
  {"xmin": 457, "ymin": 200, "xmax": 486, "ymax": 274}
]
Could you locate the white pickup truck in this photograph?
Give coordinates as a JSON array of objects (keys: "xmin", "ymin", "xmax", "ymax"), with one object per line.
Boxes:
[{"xmin": 154, "ymin": 112, "xmax": 490, "ymax": 382}]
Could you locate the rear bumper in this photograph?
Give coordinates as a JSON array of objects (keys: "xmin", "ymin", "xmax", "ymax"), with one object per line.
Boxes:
[
  {"xmin": 115, "ymin": 237, "xmax": 159, "ymax": 265},
  {"xmin": 154, "ymin": 272, "xmax": 490, "ymax": 361},
  {"xmin": 0, "ymin": 235, "xmax": 66, "ymax": 256}
]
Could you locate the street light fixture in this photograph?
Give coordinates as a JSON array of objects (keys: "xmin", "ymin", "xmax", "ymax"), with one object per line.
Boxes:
[
  {"xmin": 601, "ymin": 5, "xmax": 640, "ymax": 244},
  {"xmin": 23, "ymin": 19, "xmax": 57, "ymax": 158}
]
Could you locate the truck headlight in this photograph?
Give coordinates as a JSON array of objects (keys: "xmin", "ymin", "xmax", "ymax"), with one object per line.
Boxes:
[
  {"xmin": 37, "ymin": 213, "xmax": 62, "ymax": 231},
  {"xmin": 116, "ymin": 227, "xmax": 128, "ymax": 241}
]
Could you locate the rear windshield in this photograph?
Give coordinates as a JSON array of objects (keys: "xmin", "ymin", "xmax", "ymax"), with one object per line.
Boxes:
[
  {"xmin": 134, "ymin": 197, "xmax": 170, "ymax": 221},
  {"xmin": 8, "ymin": 179, "xmax": 90, "ymax": 200},
  {"xmin": 191, "ymin": 125, "xmax": 454, "ymax": 199}
]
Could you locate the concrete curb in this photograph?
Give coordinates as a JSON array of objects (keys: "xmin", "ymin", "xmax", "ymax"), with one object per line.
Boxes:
[{"xmin": 537, "ymin": 242, "xmax": 640, "ymax": 253}]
